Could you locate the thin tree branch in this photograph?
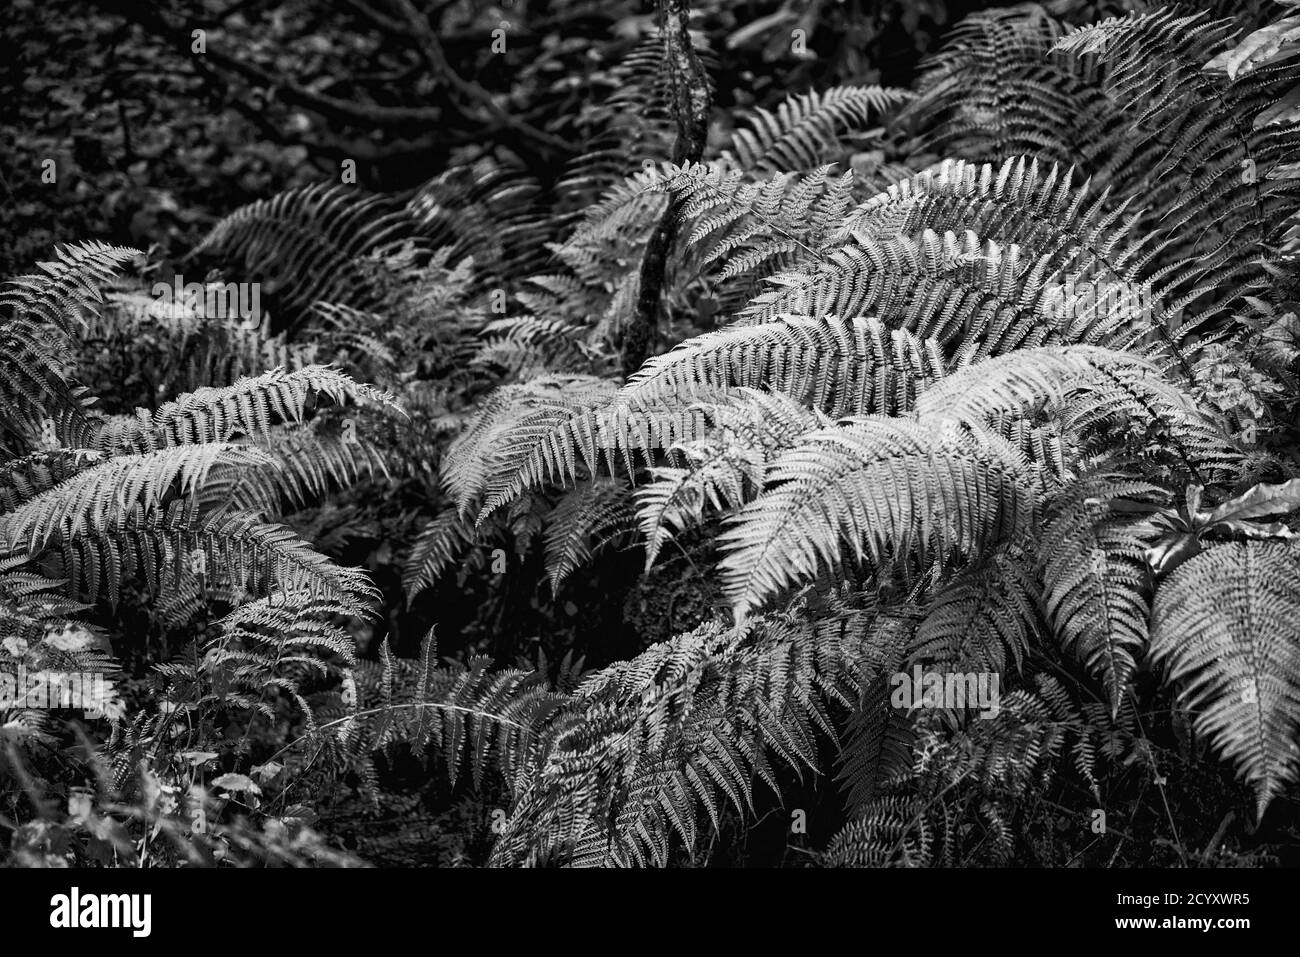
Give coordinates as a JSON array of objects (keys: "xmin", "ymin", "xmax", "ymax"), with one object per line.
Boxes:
[{"xmin": 387, "ymin": 0, "xmax": 571, "ymax": 152}]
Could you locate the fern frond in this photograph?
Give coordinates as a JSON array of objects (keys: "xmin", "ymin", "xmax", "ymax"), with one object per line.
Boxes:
[
  {"xmin": 94, "ymin": 365, "xmax": 401, "ymax": 453},
  {"xmin": 624, "ymin": 315, "xmax": 945, "ymax": 417},
  {"xmin": 636, "ymin": 390, "xmax": 825, "ymax": 567},
  {"xmin": 542, "ymin": 479, "xmax": 635, "ymax": 591},
  {"xmin": 491, "ymin": 609, "xmax": 856, "ymax": 866},
  {"xmin": 1151, "ymin": 541, "xmax": 1300, "ymax": 819},
  {"xmin": 835, "ymin": 670, "xmax": 917, "ymax": 817},
  {"xmin": 718, "ymin": 417, "xmax": 1035, "ymax": 619},
  {"xmin": 191, "ymin": 184, "xmax": 422, "ymax": 325},
  {"xmin": 1040, "ymin": 477, "xmax": 1164, "ymax": 712},
  {"xmin": 0, "ymin": 444, "xmax": 267, "ymax": 554},
  {"xmin": 725, "ymin": 86, "xmax": 911, "ymax": 173},
  {"xmin": 0, "ymin": 242, "xmax": 140, "ymax": 446},
  {"xmin": 912, "ymin": 545, "xmax": 1040, "ymax": 676},
  {"xmin": 402, "ymin": 510, "xmax": 478, "ymax": 601}
]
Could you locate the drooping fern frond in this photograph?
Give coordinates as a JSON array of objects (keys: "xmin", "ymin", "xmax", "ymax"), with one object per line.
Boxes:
[
  {"xmin": 1039, "ymin": 476, "xmax": 1165, "ymax": 712},
  {"xmin": 1049, "ymin": 8, "xmax": 1300, "ymax": 327},
  {"xmin": 542, "ymin": 479, "xmax": 635, "ymax": 592},
  {"xmin": 835, "ymin": 668, "xmax": 918, "ymax": 817},
  {"xmin": 190, "ymin": 183, "xmax": 423, "ymax": 326},
  {"xmin": 442, "ymin": 374, "xmax": 618, "ymax": 514},
  {"xmin": 402, "ymin": 510, "xmax": 478, "ymax": 602},
  {"xmin": 834, "ymin": 157, "xmax": 1150, "ymax": 289},
  {"xmin": 1150, "ymin": 540, "xmax": 1300, "ymax": 819},
  {"xmin": 919, "ymin": 344, "xmax": 1242, "ymax": 484},
  {"xmin": 467, "ymin": 385, "xmax": 725, "ymax": 524},
  {"xmin": 723, "ymin": 86, "xmax": 912, "ymax": 174},
  {"xmin": 0, "ymin": 241, "xmax": 140, "ymax": 339},
  {"xmin": 0, "ymin": 444, "xmax": 267, "ymax": 555}
]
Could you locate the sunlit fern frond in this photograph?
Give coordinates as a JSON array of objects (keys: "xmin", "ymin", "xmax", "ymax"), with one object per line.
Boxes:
[
  {"xmin": 920, "ymin": 344, "xmax": 1242, "ymax": 482},
  {"xmin": 93, "ymin": 365, "xmax": 401, "ymax": 453},
  {"xmin": 205, "ymin": 419, "xmax": 393, "ymax": 518},
  {"xmin": 636, "ymin": 390, "xmax": 826, "ymax": 567},
  {"xmin": 623, "ymin": 315, "xmax": 945, "ymax": 417},
  {"xmin": 3, "ymin": 471, "xmax": 377, "ymax": 613},
  {"xmin": 918, "ymin": 345, "xmax": 1162, "ymax": 425},
  {"xmin": 735, "ymin": 229, "xmax": 1153, "ymax": 367},
  {"xmin": 442, "ymin": 374, "xmax": 617, "ymax": 514},
  {"xmin": 718, "ymin": 416, "xmax": 1036, "ymax": 619},
  {"xmin": 0, "ymin": 444, "xmax": 267, "ymax": 555},
  {"xmin": 0, "ymin": 241, "xmax": 141, "ymax": 338},
  {"xmin": 452, "ymin": 376, "xmax": 743, "ymax": 524},
  {"xmin": 833, "ymin": 157, "xmax": 1150, "ymax": 293}
]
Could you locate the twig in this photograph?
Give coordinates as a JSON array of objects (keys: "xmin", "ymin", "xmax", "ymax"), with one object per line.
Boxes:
[{"xmin": 388, "ymin": 0, "xmax": 570, "ymax": 152}]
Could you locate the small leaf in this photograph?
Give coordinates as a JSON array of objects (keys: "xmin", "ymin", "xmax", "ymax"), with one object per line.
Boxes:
[
  {"xmin": 1205, "ymin": 478, "xmax": 1300, "ymax": 524},
  {"xmin": 179, "ymin": 750, "xmax": 219, "ymax": 767},
  {"xmin": 251, "ymin": 761, "xmax": 284, "ymax": 783},
  {"xmin": 211, "ymin": 773, "xmax": 262, "ymax": 794},
  {"xmin": 1146, "ymin": 531, "xmax": 1202, "ymax": 578},
  {"xmin": 1205, "ymin": 16, "xmax": 1300, "ymax": 80},
  {"xmin": 1257, "ymin": 86, "xmax": 1300, "ymax": 128}
]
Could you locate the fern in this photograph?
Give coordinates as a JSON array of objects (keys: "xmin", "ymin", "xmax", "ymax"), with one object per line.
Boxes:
[
  {"xmin": 723, "ymin": 86, "xmax": 911, "ymax": 174},
  {"xmin": 1151, "ymin": 541, "xmax": 1300, "ymax": 818},
  {"xmin": 0, "ymin": 242, "xmax": 139, "ymax": 450},
  {"xmin": 718, "ymin": 416, "xmax": 1035, "ymax": 620}
]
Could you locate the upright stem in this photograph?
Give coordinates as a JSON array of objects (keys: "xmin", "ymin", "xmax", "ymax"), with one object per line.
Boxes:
[{"xmin": 622, "ymin": 0, "xmax": 712, "ymax": 379}]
